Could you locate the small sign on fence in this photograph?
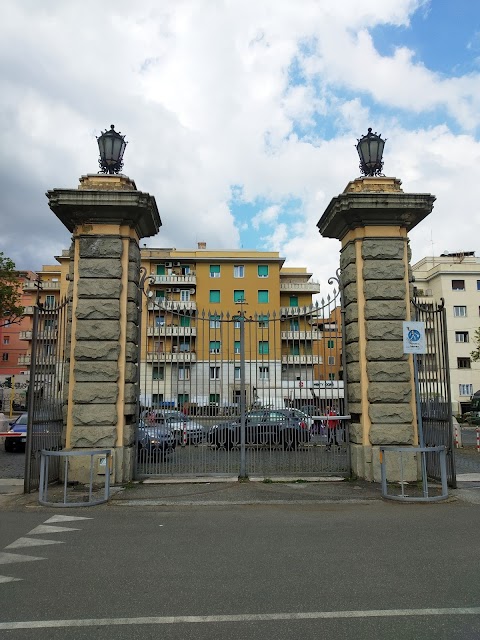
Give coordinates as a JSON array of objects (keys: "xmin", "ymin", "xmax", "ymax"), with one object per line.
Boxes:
[{"xmin": 403, "ymin": 321, "xmax": 427, "ymax": 354}]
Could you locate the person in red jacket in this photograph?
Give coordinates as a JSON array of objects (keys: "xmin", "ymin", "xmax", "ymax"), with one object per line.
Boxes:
[{"xmin": 325, "ymin": 406, "xmax": 339, "ymax": 451}]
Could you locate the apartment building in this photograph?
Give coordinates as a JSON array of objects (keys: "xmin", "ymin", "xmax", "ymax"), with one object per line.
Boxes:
[
  {"xmin": 412, "ymin": 251, "xmax": 480, "ymax": 414},
  {"xmin": 139, "ymin": 244, "xmax": 342, "ymax": 410}
]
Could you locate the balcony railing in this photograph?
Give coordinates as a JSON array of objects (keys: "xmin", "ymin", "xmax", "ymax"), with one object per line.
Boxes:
[
  {"xmin": 280, "ymin": 331, "xmax": 322, "ymax": 341},
  {"xmin": 146, "ymin": 352, "xmax": 197, "ymax": 363},
  {"xmin": 20, "ymin": 330, "xmax": 58, "ymax": 341},
  {"xmin": 148, "ymin": 301, "xmax": 196, "ymax": 312},
  {"xmin": 280, "ymin": 282, "xmax": 321, "ymax": 293},
  {"xmin": 152, "ymin": 274, "xmax": 197, "ymax": 285},
  {"xmin": 18, "ymin": 355, "xmax": 58, "ymax": 366},
  {"xmin": 23, "ymin": 281, "xmax": 60, "ymax": 291},
  {"xmin": 281, "ymin": 355, "xmax": 323, "ymax": 365},
  {"xmin": 147, "ymin": 326, "xmax": 197, "ymax": 337}
]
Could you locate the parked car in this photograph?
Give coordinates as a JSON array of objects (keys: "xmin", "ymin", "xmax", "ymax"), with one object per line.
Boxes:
[
  {"xmin": 4, "ymin": 413, "xmax": 28, "ymax": 452},
  {"xmin": 208, "ymin": 409, "xmax": 310, "ymax": 451},
  {"xmin": 165, "ymin": 416, "xmax": 205, "ymax": 445},
  {"xmin": 137, "ymin": 419, "xmax": 176, "ymax": 460}
]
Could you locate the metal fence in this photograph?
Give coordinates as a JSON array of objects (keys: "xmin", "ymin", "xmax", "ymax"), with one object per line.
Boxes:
[
  {"xmin": 412, "ymin": 297, "xmax": 456, "ymax": 488},
  {"xmin": 136, "ymin": 276, "xmax": 349, "ymax": 479},
  {"xmin": 24, "ymin": 297, "xmax": 70, "ymax": 493}
]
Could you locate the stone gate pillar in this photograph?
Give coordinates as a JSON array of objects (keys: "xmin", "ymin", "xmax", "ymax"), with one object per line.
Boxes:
[
  {"xmin": 47, "ymin": 174, "xmax": 161, "ymax": 483},
  {"xmin": 317, "ymin": 177, "xmax": 435, "ymax": 481}
]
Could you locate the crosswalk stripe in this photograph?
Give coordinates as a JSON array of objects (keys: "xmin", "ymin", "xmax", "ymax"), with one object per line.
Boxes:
[
  {"xmin": 27, "ymin": 525, "xmax": 80, "ymax": 536},
  {"xmin": 6, "ymin": 537, "xmax": 65, "ymax": 550},
  {"xmin": 0, "ymin": 575, "xmax": 22, "ymax": 583},
  {"xmin": 44, "ymin": 515, "xmax": 93, "ymax": 524},
  {"xmin": 0, "ymin": 552, "xmax": 46, "ymax": 565}
]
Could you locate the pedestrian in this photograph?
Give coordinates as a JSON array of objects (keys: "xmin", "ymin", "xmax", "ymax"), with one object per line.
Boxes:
[{"xmin": 325, "ymin": 406, "xmax": 339, "ymax": 451}]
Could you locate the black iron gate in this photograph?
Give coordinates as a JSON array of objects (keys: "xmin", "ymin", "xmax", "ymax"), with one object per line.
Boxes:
[
  {"xmin": 412, "ymin": 298, "xmax": 456, "ymax": 488},
  {"xmin": 24, "ymin": 297, "xmax": 70, "ymax": 492},
  {"xmin": 136, "ymin": 274, "xmax": 349, "ymax": 479}
]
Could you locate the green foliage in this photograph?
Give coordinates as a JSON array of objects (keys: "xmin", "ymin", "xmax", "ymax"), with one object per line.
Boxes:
[
  {"xmin": 0, "ymin": 252, "xmax": 23, "ymax": 327},
  {"xmin": 471, "ymin": 328, "xmax": 480, "ymax": 362}
]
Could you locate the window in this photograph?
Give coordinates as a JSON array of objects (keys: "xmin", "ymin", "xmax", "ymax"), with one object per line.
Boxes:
[
  {"xmin": 289, "ymin": 295, "xmax": 298, "ymax": 307},
  {"xmin": 459, "ymin": 384, "xmax": 473, "ymax": 396},
  {"xmin": 180, "ymin": 289, "xmax": 190, "ymax": 302},
  {"xmin": 289, "ymin": 319, "xmax": 299, "ymax": 331},
  {"xmin": 259, "ymin": 366, "xmax": 269, "ymax": 380},
  {"xmin": 2, "ymin": 353, "xmax": 8, "ymax": 361},
  {"xmin": 152, "ymin": 365, "xmax": 164, "ymax": 380},
  {"xmin": 457, "ymin": 358, "xmax": 471, "ymax": 369},
  {"xmin": 209, "ymin": 265, "xmax": 220, "ymax": 278},
  {"xmin": 178, "ymin": 366, "xmax": 190, "ymax": 380},
  {"xmin": 210, "ymin": 314, "xmax": 220, "ymax": 329},
  {"xmin": 179, "ymin": 341, "xmax": 190, "ymax": 352},
  {"xmin": 156, "ymin": 264, "xmax": 165, "ymax": 275},
  {"xmin": 328, "ymin": 356, "xmax": 335, "ymax": 365},
  {"xmin": 210, "ymin": 341, "xmax": 221, "ymax": 354},
  {"xmin": 258, "ymin": 341, "xmax": 269, "ymax": 355},
  {"xmin": 233, "ymin": 317, "xmax": 241, "ymax": 329},
  {"xmin": 45, "ymin": 295, "xmax": 55, "ymax": 308},
  {"xmin": 452, "ymin": 279, "xmax": 465, "ymax": 291},
  {"xmin": 181, "ymin": 265, "xmax": 190, "ymax": 275},
  {"xmin": 258, "ymin": 290, "xmax": 269, "ymax": 303},
  {"xmin": 3, "ymin": 336, "xmax": 9, "ymax": 345},
  {"xmin": 258, "ymin": 265, "xmax": 269, "ymax": 278},
  {"xmin": 152, "ymin": 393, "xmax": 164, "ymax": 404},
  {"xmin": 328, "ymin": 373, "xmax": 336, "ymax": 380},
  {"xmin": 155, "ymin": 315, "xmax": 165, "ymax": 327},
  {"xmin": 209, "ymin": 290, "xmax": 220, "ymax": 303},
  {"xmin": 209, "ymin": 393, "xmax": 220, "ymax": 404},
  {"xmin": 234, "ymin": 341, "xmax": 241, "ymax": 354},
  {"xmin": 178, "ymin": 393, "xmax": 189, "ymax": 405},
  {"xmin": 327, "ymin": 340, "xmax": 335, "ymax": 349},
  {"xmin": 180, "ymin": 315, "xmax": 190, "ymax": 327},
  {"xmin": 234, "ymin": 265, "xmax": 244, "ymax": 278},
  {"xmin": 234, "ymin": 367, "xmax": 241, "ymax": 380},
  {"xmin": 455, "ymin": 331, "xmax": 469, "ymax": 343},
  {"xmin": 155, "ymin": 290, "xmax": 165, "ymax": 299},
  {"xmin": 258, "ymin": 315, "xmax": 269, "ymax": 328},
  {"xmin": 234, "ymin": 290, "xmax": 245, "ymax": 303},
  {"xmin": 210, "ymin": 366, "xmax": 221, "ymax": 380},
  {"xmin": 477, "ymin": 280, "xmax": 480, "ymax": 291},
  {"xmin": 291, "ymin": 343, "xmax": 300, "ymax": 356},
  {"xmin": 454, "ymin": 306, "xmax": 467, "ymax": 317}
]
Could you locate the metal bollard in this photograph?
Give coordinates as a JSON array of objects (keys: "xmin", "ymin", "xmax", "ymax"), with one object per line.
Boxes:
[{"xmin": 477, "ymin": 428, "xmax": 480, "ymax": 454}]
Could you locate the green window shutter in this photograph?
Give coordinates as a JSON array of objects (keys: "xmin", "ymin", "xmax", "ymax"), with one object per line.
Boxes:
[
  {"xmin": 234, "ymin": 290, "xmax": 245, "ymax": 302},
  {"xmin": 180, "ymin": 316, "xmax": 190, "ymax": 327},
  {"xmin": 210, "ymin": 265, "xmax": 221, "ymax": 275},
  {"xmin": 210, "ymin": 290, "xmax": 220, "ymax": 303},
  {"xmin": 258, "ymin": 290, "xmax": 269, "ymax": 303},
  {"xmin": 258, "ymin": 265, "xmax": 269, "ymax": 277},
  {"xmin": 291, "ymin": 344, "xmax": 300, "ymax": 356},
  {"xmin": 155, "ymin": 290, "xmax": 165, "ymax": 298},
  {"xmin": 290, "ymin": 320, "xmax": 299, "ymax": 331},
  {"xmin": 327, "ymin": 339, "xmax": 334, "ymax": 348},
  {"xmin": 234, "ymin": 341, "xmax": 240, "ymax": 353},
  {"xmin": 209, "ymin": 341, "xmax": 221, "ymax": 353},
  {"xmin": 259, "ymin": 341, "xmax": 269, "ymax": 355},
  {"xmin": 156, "ymin": 265, "xmax": 165, "ymax": 275},
  {"xmin": 289, "ymin": 295, "xmax": 298, "ymax": 306}
]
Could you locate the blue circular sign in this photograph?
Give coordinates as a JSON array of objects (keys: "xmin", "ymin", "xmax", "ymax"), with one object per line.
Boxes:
[{"xmin": 408, "ymin": 329, "xmax": 421, "ymax": 342}]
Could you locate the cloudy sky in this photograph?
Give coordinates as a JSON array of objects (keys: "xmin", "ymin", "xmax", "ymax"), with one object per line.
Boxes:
[{"xmin": 1, "ymin": 0, "xmax": 480, "ymax": 290}]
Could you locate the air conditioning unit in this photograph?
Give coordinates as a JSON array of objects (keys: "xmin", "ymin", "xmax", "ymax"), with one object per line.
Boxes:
[
  {"xmin": 190, "ymin": 289, "xmax": 195, "ymax": 294},
  {"xmin": 174, "ymin": 262, "xmax": 181, "ymax": 266},
  {"xmin": 173, "ymin": 288, "xmax": 181, "ymax": 293},
  {"xmin": 165, "ymin": 262, "xmax": 173, "ymax": 267},
  {"xmin": 166, "ymin": 288, "xmax": 172, "ymax": 293}
]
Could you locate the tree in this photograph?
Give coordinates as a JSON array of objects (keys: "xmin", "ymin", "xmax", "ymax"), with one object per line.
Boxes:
[
  {"xmin": 471, "ymin": 327, "xmax": 480, "ymax": 362},
  {"xmin": 0, "ymin": 252, "xmax": 24, "ymax": 327}
]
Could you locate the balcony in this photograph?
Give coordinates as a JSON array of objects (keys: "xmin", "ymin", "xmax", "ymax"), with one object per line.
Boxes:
[
  {"xmin": 23, "ymin": 306, "xmax": 35, "ymax": 315},
  {"xmin": 20, "ymin": 330, "xmax": 58, "ymax": 341},
  {"xmin": 281, "ymin": 331, "xmax": 322, "ymax": 341},
  {"xmin": 148, "ymin": 301, "xmax": 196, "ymax": 312},
  {"xmin": 18, "ymin": 355, "xmax": 58, "ymax": 366},
  {"xmin": 152, "ymin": 274, "xmax": 197, "ymax": 286},
  {"xmin": 280, "ymin": 281, "xmax": 321, "ymax": 294},
  {"xmin": 146, "ymin": 352, "xmax": 197, "ymax": 363},
  {"xmin": 281, "ymin": 355, "xmax": 323, "ymax": 365},
  {"xmin": 147, "ymin": 326, "xmax": 197, "ymax": 337},
  {"xmin": 23, "ymin": 281, "xmax": 60, "ymax": 291}
]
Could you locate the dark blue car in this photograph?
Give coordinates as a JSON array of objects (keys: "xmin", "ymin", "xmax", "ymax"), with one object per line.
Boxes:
[{"xmin": 4, "ymin": 413, "xmax": 28, "ymax": 452}]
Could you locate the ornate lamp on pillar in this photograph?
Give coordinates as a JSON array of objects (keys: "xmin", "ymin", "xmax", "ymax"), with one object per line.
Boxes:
[
  {"xmin": 47, "ymin": 125, "xmax": 161, "ymax": 484},
  {"xmin": 317, "ymin": 128, "xmax": 435, "ymax": 482}
]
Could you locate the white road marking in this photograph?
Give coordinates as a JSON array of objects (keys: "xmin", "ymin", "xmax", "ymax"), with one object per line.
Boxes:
[
  {"xmin": 44, "ymin": 515, "xmax": 93, "ymax": 524},
  {"xmin": 0, "ymin": 575, "xmax": 22, "ymax": 583},
  {"xmin": 0, "ymin": 552, "xmax": 45, "ymax": 565},
  {"xmin": 27, "ymin": 525, "xmax": 80, "ymax": 536},
  {"xmin": 6, "ymin": 537, "xmax": 65, "ymax": 550},
  {"xmin": 0, "ymin": 607, "xmax": 480, "ymax": 629}
]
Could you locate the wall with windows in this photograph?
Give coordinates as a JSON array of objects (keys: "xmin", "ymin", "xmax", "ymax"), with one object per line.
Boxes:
[{"xmin": 412, "ymin": 252, "xmax": 480, "ymax": 413}]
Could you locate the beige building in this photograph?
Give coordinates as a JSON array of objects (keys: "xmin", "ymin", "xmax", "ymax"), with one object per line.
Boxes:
[{"xmin": 412, "ymin": 251, "xmax": 480, "ymax": 414}]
